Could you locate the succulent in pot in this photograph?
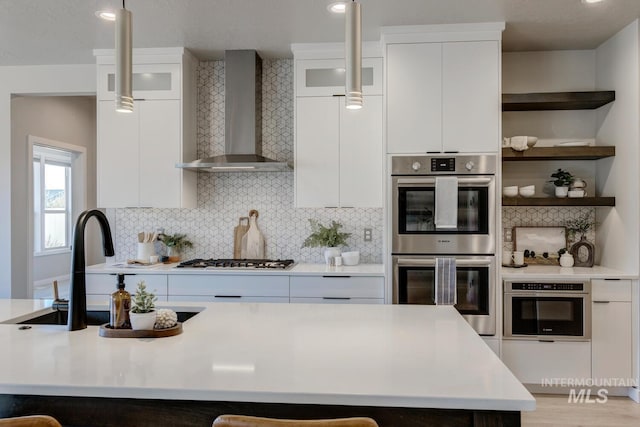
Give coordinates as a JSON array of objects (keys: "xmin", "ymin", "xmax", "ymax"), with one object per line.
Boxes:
[
  {"xmin": 302, "ymin": 219, "xmax": 351, "ymax": 264},
  {"xmin": 130, "ymin": 281, "xmax": 157, "ymax": 330}
]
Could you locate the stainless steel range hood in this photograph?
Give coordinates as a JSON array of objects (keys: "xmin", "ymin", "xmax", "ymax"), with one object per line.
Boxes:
[{"xmin": 177, "ymin": 50, "xmax": 292, "ymax": 172}]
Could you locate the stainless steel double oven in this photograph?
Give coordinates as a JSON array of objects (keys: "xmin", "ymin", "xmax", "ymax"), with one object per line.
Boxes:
[{"xmin": 391, "ymin": 155, "xmax": 497, "ymax": 336}]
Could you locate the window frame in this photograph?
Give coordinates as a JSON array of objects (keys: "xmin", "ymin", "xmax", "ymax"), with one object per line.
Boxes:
[{"xmin": 32, "ymin": 145, "xmax": 74, "ymax": 256}]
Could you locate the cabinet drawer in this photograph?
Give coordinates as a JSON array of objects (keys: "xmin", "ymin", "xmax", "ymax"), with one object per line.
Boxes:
[
  {"xmin": 290, "ymin": 297, "xmax": 383, "ymax": 305},
  {"xmin": 168, "ymin": 275, "xmax": 289, "ymax": 297},
  {"xmin": 290, "ymin": 276, "xmax": 384, "ymax": 298},
  {"xmin": 591, "ymin": 279, "xmax": 631, "ymax": 302},
  {"xmin": 167, "ymin": 295, "xmax": 288, "ymax": 303},
  {"xmin": 502, "ymin": 340, "xmax": 591, "ymax": 384},
  {"xmin": 97, "ymin": 63, "xmax": 181, "ymax": 100},
  {"xmin": 86, "ymin": 273, "xmax": 168, "ymax": 296},
  {"xmin": 295, "ymin": 58, "xmax": 382, "ymax": 97}
]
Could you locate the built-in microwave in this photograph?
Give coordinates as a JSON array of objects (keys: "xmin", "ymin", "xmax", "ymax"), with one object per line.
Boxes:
[{"xmin": 504, "ymin": 281, "xmax": 591, "ymax": 341}]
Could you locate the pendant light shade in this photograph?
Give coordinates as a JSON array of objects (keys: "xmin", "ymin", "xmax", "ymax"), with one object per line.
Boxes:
[
  {"xmin": 345, "ymin": 1, "xmax": 362, "ymax": 110},
  {"xmin": 115, "ymin": 7, "xmax": 133, "ymax": 113}
]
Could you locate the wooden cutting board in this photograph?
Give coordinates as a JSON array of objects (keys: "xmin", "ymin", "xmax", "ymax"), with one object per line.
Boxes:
[{"xmin": 233, "ymin": 217, "xmax": 250, "ymax": 258}]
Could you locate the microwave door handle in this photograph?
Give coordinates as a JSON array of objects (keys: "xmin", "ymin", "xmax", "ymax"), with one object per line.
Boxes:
[{"xmin": 455, "ymin": 259, "xmax": 493, "ymax": 267}]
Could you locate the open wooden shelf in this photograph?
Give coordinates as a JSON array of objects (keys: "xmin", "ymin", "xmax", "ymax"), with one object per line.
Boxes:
[
  {"xmin": 502, "ymin": 197, "xmax": 615, "ymax": 207},
  {"xmin": 502, "ymin": 146, "xmax": 615, "ymax": 161},
  {"xmin": 502, "ymin": 91, "xmax": 615, "ymax": 111}
]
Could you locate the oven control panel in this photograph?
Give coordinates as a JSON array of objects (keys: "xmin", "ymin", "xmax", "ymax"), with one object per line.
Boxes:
[
  {"xmin": 510, "ymin": 282, "xmax": 585, "ymax": 291},
  {"xmin": 431, "ymin": 158, "xmax": 455, "ymax": 172}
]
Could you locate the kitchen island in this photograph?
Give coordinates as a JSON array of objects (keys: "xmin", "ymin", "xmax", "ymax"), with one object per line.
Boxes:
[{"xmin": 0, "ymin": 300, "xmax": 534, "ymax": 426}]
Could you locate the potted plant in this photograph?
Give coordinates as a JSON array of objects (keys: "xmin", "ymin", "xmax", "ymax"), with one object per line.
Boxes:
[
  {"xmin": 158, "ymin": 232, "xmax": 193, "ymax": 262},
  {"xmin": 129, "ymin": 281, "xmax": 157, "ymax": 330},
  {"xmin": 549, "ymin": 168, "xmax": 574, "ymax": 197},
  {"xmin": 302, "ymin": 219, "xmax": 351, "ymax": 264}
]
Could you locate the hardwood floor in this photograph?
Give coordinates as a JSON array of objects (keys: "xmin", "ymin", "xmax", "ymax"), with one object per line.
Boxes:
[{"xmin": 523, "ymin": 394, "xmax": 640, "ymax": 426}]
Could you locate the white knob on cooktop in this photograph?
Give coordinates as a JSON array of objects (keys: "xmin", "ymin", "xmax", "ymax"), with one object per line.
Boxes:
[
  {"xmin": 412, "ymin": 161, "xmax": 421, "ymax": 171},
  {"xmin": 465, "ymin": 161, "xmax": 475, "ymax": 171}
]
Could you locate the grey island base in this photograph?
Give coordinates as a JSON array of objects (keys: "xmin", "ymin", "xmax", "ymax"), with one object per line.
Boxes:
[{"xmin": 0, "ymin": 301, "xmax": 533, "ymax": 426}]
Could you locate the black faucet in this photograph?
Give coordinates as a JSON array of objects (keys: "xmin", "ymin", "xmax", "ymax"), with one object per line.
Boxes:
[{"xmin": 68, "ymin": 209, "xmax": 115, "ymax": 331}]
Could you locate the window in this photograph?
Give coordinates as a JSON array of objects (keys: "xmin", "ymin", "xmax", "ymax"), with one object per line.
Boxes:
[{"xmin": 33, "ymin": 145, "xmax": 74, "ymax": 254}]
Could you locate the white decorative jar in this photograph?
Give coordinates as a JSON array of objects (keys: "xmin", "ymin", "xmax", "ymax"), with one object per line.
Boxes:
[
  {"xmin": 559, "ymin": 253, "xmax": 574, "ymax": 268},
  {"xmin": 130, "ymin": 311, "xmax": 157, "ymax": 330}
]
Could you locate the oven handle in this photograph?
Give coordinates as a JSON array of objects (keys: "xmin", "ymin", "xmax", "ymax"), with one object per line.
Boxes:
[
  {"xmin": 395, "ymin": 177, "xmax": 493, "ymax": 186},
  {"xmin": 396, "ymin": 258, "xmax": 493, "ymax": 267}
]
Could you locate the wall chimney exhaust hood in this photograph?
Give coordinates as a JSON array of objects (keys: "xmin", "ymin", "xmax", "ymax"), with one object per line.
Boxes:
[{"xmin": 177, "ymin": 50, "xmax": 292, "ymax": 172}]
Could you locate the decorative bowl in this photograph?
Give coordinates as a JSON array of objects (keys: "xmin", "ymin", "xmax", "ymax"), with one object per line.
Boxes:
[
  {"xmin": 341, "ymin": 251, "xmax": 360, "ymax": 266},
  {"xmin": 503, "ymin": 186, "xmax": 518, "ymax": 197},
  {"xmin": 519, "ymin": 185, "xmax": 535, "ymax": 197}
]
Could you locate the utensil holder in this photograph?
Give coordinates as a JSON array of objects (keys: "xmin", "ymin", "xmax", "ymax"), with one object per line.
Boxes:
[{"xmin": 137, "ymin": 242, "xmax": 155, "ymax": 262}]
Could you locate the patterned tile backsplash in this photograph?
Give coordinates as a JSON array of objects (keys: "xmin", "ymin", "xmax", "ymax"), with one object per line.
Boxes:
[
  {"xmin": 109, "ymin": 59, "xmax": 384, "ymax": 264},
  {"xmin": 502, "ymin": 207, "xmax": 596, "ymax": 251}
]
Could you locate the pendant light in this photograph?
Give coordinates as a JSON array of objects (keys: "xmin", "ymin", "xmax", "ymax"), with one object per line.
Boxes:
[
  {"xmin": 345, "ymin": 0, "xmax": 362, "ymax": 110},
  {"xmin": 115, "ymin": 0, "xmax": 133, "ymax": 113}
]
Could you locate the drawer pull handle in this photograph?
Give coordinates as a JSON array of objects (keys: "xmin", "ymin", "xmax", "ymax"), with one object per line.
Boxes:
[
  {"xmin": 322, "ymin": 297, "xmax": 351, "ymax": 300},
  {"xmin": 321, "ymin": 275, "xmax": 352, "ymax": 278},
  {"xmin": 593, "ymin": 300, "xmax": 610, "ymax": 304},
  {"xmin": 214, "ymin": 295, "xmax": 242, "ymax": 299},
  {"xmin": 538, "ymin": 339, "xmax": 555, "ymax": 343}
]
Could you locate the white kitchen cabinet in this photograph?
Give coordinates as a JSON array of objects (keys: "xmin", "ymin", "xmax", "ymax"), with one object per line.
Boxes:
[
  {"xmin": 591, "ymin": 279, "xmax": 633, "ymax": 380},
  {"xmin": 385, "ymin": 41, "xmax": 500, "ymax": 154},
  {"xmin": 94, "ymin": 48, "xmax": 197, "ymax": 208},
  {"xmin": 290, "ymin": 276, "xmax": 384, "ymax": 304},
  {"xmin": 386, "ymin": 43, "xmax": 442, "ymax": 154},
  {"xmin": 502, "ymin": 340, "xmax": 591, "ymax": 384},
  {"xmin": 85, "ymin": 273, "xmax": 168, "ymax": 301},
  {"xmin": 167, "ymin": 275, "xmax": 289, "ymax": 302},
  {"xmin": 295, "ymin": 95, "xmax": 383, "ymax": 208}
]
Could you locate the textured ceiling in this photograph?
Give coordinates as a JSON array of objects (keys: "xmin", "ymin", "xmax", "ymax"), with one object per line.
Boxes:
[{"xmin": 1, "ymin": 0, "xmax": 639, "ymax": 65}]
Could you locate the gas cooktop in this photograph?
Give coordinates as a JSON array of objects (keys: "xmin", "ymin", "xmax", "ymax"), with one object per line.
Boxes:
[{"xmin": 176, "ymin": 258, "xmax": 295, "ymax": 270}]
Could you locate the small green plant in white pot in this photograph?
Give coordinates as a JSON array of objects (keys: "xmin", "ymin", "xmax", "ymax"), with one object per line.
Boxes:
[
  {"xmin": 130, "ymin": 281, "xmax": 157, "ymax": 330},
  {"xmin": 302, "ymin": 219, "xmax": 351, "ymax": 264},
  {"xmin": 550, "ymin": 169, "xmax": 574, "ymax": 198}
]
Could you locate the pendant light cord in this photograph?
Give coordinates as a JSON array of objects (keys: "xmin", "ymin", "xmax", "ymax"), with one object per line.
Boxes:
[{"xmin": 123, "ymin": 0, "xmax": 126, "ymax": 9}]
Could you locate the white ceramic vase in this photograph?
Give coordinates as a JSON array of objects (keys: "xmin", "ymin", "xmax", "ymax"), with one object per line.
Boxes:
[
  {"xmin": 130, "ymin": 310, "xmax": 156, "ymax": 330},
  {"xmin": 323, "ymin": 247, "xmax": 341, "ymax": 265},
  {"xmin": 560, "ymin": 253, "xmax": 574, "ymax": 268},
  {"xmin": 555, "ymin": 186, "xmax": 569, "ymax": 198}
]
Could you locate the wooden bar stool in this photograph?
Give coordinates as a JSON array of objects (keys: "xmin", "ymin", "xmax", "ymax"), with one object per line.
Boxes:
[
  {"xmin": 0, "ymin": 416, "xmax": 62, "ymax": 427},
  {"xmin": 213, "ymin": 415, "xmax": 378, "ymax": 427}
]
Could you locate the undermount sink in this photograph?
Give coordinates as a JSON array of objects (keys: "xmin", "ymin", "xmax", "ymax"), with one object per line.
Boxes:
[{"xmin": 6, "ymin": 309, "xmax": 202, "ymax": 326}]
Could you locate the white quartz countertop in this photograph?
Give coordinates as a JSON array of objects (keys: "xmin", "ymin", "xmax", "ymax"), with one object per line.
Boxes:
[
  {"xmin": 501, "ymin": 264, "xmax": 637, "ymax": 280},
  {"xmin": 0, "ymin": 300, "xmax": 534, "ymax": 412},
  {"xmin": 86, "ymin": 263, "xmax": 384, "ymax": 276}
]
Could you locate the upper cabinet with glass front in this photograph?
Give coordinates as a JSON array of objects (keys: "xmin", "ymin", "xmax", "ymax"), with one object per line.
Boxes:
[
  {"xmin": 93, "ymin": 48, "xmax": 197, "ymax": 209},
  {"xmin": 295, "ymin": 57, "xmax": 383, "ymax": 97},
  {"xmin": 96, "ymin": 63, "xmax": 182, "ymax": 100}
]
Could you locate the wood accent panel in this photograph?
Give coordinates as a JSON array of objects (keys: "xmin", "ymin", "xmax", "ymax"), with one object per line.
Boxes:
[
  {"xmin": 0, "ymin": 395, "xmax": 521, "ymax": 427},
  {"xmin": 501, "ymin": 146, "xmax": 615, "ymax": 161},
  {"xmin": 502, "ymin": 91, "xmax": 615, "ymax": 111},
  {"xmin": 502, "ymin": 197, "xmax": 615, "ymax": 207}
]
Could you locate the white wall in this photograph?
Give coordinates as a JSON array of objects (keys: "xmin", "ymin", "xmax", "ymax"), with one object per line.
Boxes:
[
  {"xmin": 502, "ymin": 51, "xmax": 597, "ymax": 140},
  {"xmin": 0, "ymin": 64, "xmax": 95, "ymax": 298},
  {"xmin": 595, "ymin": 20, "xmax": 640, "ymax": 273},
  {"xmin": 11, "ymin": 96, "xmax": 99, "ymax": 298}
]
